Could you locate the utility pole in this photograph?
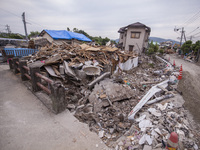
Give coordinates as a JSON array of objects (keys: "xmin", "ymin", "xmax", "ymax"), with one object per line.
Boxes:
[
  {"xmin": 174, "ymin": 27, "xmax": 187, "ymax": 47},
  {"xmin": 5, "ymin": 24, "xmax": 11, "ymax": 34},
  {"xmin": 22, "ymin": 12, "xmax": 28, "ymax": 42},
  {"xmin": 180, "ymin": 27, "xmax": 186, "ymax": 47}
]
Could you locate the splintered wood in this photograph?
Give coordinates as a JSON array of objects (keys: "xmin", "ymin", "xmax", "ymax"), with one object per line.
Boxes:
[{"xmin": 28, "ymin": 43, "xmax": 137, "ymax": 66}]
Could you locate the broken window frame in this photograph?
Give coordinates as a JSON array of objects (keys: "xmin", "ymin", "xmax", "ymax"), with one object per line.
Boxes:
[{"xmin": 131, "ymin": 32, "xmax": 141, "ymax": 39}]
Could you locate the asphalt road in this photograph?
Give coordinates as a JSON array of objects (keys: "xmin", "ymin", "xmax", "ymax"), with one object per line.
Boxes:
[{"xmin": 0, "ymin": 65, "xmax": 108, "ymax": 150}]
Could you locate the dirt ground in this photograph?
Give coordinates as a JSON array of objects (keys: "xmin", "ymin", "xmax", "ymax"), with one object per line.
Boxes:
[{"xmin": 165, "ymin": 54, "xmax": 200, "ymax": 125}]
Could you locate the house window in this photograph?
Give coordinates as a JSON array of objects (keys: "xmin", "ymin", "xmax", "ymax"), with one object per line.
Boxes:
[
  {"xmin": 129, "ymin": 45, "xmax": 134, "ymax": 52},
  {"xmin": 121, "ymin": 34, "xmax": 123, "ymax": 39},
  {"xmin": 131, "ymin": 32, "xmax": 140, "ymax": 38}
]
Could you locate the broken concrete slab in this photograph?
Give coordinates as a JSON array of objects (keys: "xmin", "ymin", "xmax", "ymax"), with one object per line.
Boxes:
[
  {"xmin": 88, "ymin": 72, "xmax": 110, "ymax": 89},
  {"xmin": 44, "ymin": 66, "xmax": 59, "ymax": 77},
  {"xmin": 63, "ymin": 61, "xmax": 79, "ymax": 80},
  {"xmin": 44, "ymin": 54, "xmax": 63, "ymax": 65}
]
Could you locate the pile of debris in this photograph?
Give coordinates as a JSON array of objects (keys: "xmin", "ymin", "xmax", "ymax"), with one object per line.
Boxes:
[{"xmin": 23, "ymin": 43, "xmax": 199, "ymax": 149}]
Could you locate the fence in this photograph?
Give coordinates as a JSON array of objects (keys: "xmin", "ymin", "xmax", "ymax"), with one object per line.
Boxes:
[
  {"xmin": 9, "ymin": 57, "xmax": 66, "ymax": 114},
  {"xmin": 4, "ymin": 48, "xmax": 38, "ymax": 57}
]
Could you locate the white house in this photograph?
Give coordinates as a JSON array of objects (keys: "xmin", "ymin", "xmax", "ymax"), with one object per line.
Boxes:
[{"xmin": 118, "ymin": 22, "xmax": 151, "ymax": 54}]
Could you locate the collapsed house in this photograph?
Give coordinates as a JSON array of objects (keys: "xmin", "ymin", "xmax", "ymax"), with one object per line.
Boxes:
[{"xmin": 11, "ymin": 41, "xmax": 199, "ymax": 150}]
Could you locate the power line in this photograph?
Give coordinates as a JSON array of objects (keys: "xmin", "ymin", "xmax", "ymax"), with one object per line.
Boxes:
[
  {"xmin": 187, "ymin": 27, "xmax": 200, "ymax": 36},
  {"xmin": 0, "ymin": 8, "xmax": 46, "ymax": 30},
  {"xmin": 192, "ymin": 31, "xmax": 200, "ymax": 36},
  {"xmin": 0, "ymin": 7, "xmax": 21, "ymax": 19},
  {"xmin": 183, "ymin": 10, "xmax": 200, "ymax": 27}
]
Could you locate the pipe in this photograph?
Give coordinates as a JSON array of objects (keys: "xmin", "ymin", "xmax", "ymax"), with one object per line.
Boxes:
[
  {"xmin": 23, "ymin": 65, "xmax": 30, "ymax": 71},
  {"xmin": 36, "ymin": 82, "xmax": 51, "ymax": 94},
  {"xmin": 24, "ymin": 73, "xmax": 31, "ymax": 80},
  {"xmin": 35, "ymin": 72, "xmax": 53, "ymax": 84}
]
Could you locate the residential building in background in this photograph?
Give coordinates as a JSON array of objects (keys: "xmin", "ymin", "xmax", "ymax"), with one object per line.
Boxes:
[
  {"xmin": 118, "ymin": 22, "xmax": 151, "ymax": 54},
  {"xmin": 39, "ymin": 30, "xmax": 91, "ymax": 45}
]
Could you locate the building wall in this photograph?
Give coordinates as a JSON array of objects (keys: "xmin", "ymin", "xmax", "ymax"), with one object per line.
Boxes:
[
  {"xmin": 125, "ymin": 28, "xmax": 146, "ymax": 53},
  {"xmin": 41, "ymin": 33, "xmax": 72, "ymax": 44},
  {"xmin": 119, "ymin": 33, "xmax": 126, "ymax": 49},
  {"xmin": 42, "ymin": 33, "xmax": 54, "ymax": 43}
]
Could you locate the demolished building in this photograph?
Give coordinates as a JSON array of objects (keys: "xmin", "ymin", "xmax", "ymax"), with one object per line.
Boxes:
[{"xmin": 8, "ymin": 40, "xmax": 200, "ymax": 149}]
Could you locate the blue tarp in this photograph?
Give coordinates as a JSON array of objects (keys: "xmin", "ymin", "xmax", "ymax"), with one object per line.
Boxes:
[{"xmin": 44, "ymin": 30, "xmax": 92, "ymax": 42}]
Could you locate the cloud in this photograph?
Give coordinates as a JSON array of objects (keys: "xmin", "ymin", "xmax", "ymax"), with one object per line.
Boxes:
[{"xmin": 0, "ymin": 0, "xmax": 200, "ymax": 41}]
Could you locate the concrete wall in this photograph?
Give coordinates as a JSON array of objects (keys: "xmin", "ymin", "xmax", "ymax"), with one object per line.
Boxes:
[
  {"xmin": 125, "ymin": 28, "xmax": 145, "ymax": 53},
  {"xmin": 119, "ymin": 28, "xmax": 150, "ymax": 54}
]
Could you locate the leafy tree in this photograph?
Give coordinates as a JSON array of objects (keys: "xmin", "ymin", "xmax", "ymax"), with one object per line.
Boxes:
[
  {"xmin": 192, "ymin": 40, "xmax": 200, "ymax": 54},
  {"xmin": 73, "ymin": 28, "xmax": 78, "ymax": 32},
  {"xmin": 0, "ymin": 32, "xmax": 24, "ymax": 39},
  {"xmin": 70, "ymin": 27, "xmax": 111, "ymax": 45},
  {"xmin": 28, "ymin": 31, "xmax": 40, "ymax": 39},
  {"xmin": 181, "ymin": 40, "xmax": 192, "ymax": 54},
  {"xmin": 147, "ymin": 41, "xmax": 159, "ymax": 54},
  {"xmin": 102, "ymin": 37, "xmax": 110, "ymax": 45},
  {"xmin": 67, "ymin": 27, "xmax": 70, "ymax": 31}
]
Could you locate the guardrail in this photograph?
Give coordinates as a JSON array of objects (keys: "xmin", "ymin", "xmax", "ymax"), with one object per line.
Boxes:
[
  {"xmin": 4, "ymin": 48, "xmax": 38, "ymax": 57},
  {"xmin": 9, "ymin": 58, "xmax": 66, "ymax": 114}
]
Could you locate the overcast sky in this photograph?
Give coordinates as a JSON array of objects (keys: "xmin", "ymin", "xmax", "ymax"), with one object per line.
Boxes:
[{"xmin": 0, "ymin": 0, "xmax": 200, "ymax": 42}]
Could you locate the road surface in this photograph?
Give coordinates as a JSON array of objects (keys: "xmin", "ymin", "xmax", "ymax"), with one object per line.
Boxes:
[
  {"xmin": 0, "ymin": 65, "xmax": 108, "ymax": 150},
  {"xmin": 165, "ymin": 54, "xmax": 200, "ymax": 124}
]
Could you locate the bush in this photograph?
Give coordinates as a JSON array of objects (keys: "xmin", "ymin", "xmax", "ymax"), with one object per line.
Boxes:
[
  {"xmin": 159, "ymin": 49, "xmax": 164, "ymax": 55},
  {"xmin": 147, "ymin": 48, "xmax": 154, "ymax": 55}
]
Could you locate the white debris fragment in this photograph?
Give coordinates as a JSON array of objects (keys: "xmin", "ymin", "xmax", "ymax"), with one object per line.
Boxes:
[
  {"xmin": 168, "ymin": 102, "xmax": 174, "ymax": 109},
  {"xmin": 177, "ymin": 129, "xmax": 185, "ymax": 141},
  {"xmin": 139, "ymin": 134, "xmax": 146, "ymax": 145},
  {"xmin": 118, "ymin": 141, "xmax": 124, "ymax": 146},
  {"xmin": 154, "ymin": 128, "xmax": 162, "ymax": 135},
  {"xmin": 128, "ymin": 79, "xmax": 169, "ymax": 120},
  {"xmin": 151, "ymin": 130, "xmax": 159, "ymax": 138},
  {"xmin": 136, "ymin": 114, "xmax": 146, "ymax": 122},
  {"xmin": 98, "ymin": 130, "xmax": 104, "ymax": 138},
  {"xmin": 194, "ymin": 143, "xmax": 198, "ymax": 150},
  {"xmin": 156, "ymin": 103, "xmax": 168, "ymax": 111},
  {"xmin": 146, "ymin": 135, "xmax": 153, "ymax": 145},
  {"xmin": 148, "ymin": 108, "xmax": 161, "ymax": 117},
  {"xmin": 139, "ymin": 134, "xmax": 153, "ymax": 145},
  {"xmin": 139, "ymin": 120, "xmax": 153, "ymax": 131}
]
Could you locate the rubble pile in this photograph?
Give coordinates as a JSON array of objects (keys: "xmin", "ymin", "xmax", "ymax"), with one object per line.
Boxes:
[{"xmin": 23, "ymin": 43, "xmax": 199, "ymax": 150}]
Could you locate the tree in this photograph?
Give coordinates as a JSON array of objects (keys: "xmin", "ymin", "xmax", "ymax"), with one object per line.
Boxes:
[
  {"xmin": 147, "ymin": 41, "xmax": 159, "ymax": 54},
  {"xmin": 28, "ymin": 31, "xmax": 40, "ymax": 39},
  {"xmin": 0, "ymin": 32, "xmax": 24, "ymax": 39},
  {"xmin": 192, "ymin": 40, "xmax": 200, "ymax": 54},
  {"xmin": 70, "ymin": 27, "xmax": 111, "ymax": 45},
  {"xmin": 181, "ymin": 40, "xmax": 192, "ymax": 54},
  {"xmin": 67, "ymin": 27, "xmax": 70, "ymax": 31},
  {"xmin": 102, "ymin": 37, "xmax": 110, "ymax": 45}
]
